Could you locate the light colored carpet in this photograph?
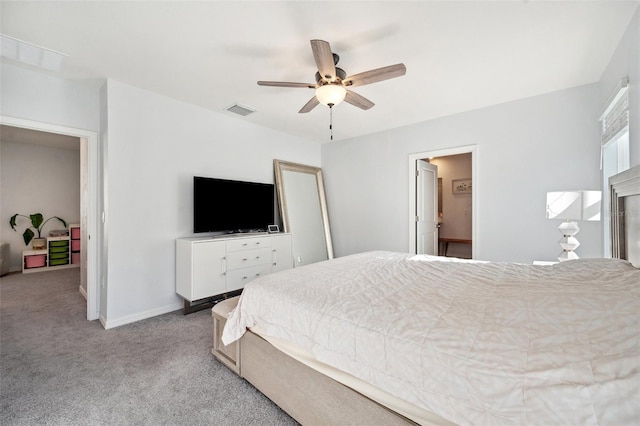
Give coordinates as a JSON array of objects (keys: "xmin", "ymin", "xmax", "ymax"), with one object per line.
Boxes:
[{"xmin": 0, "ymin": 268, "xmax": 297, "ymax": 425}]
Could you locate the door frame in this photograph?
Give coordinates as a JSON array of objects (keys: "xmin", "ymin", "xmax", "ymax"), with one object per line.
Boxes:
[
  {"xmin": 408, "ymin": 145, "xmax": 478, "ymax": 257},
  {"xmin": 1, "ymin": 115, "xmax": 99, "ymax": 321}
]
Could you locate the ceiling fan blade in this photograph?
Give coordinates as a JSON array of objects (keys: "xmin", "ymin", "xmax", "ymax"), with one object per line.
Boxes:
[
  {"xmin": 343, "ymin": 63, "xmax": 406, "ymax": 87},
  {"xmin": 258, "ymin": 81, "xmax": 316, "ymax": 88},
  {"xmin": 299, "ymin": 96, "xmax": 320, "ymax": 113},
  {"xmin": 344, "ymin": 90, "xmax": 374, "ymax": 110},
  {"xmin": 310, "ymin": 39, "xmax": 336, "ymax": 81}
]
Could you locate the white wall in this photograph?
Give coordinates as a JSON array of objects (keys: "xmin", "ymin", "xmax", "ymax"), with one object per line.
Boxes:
[
  {"xmin": 0, "ymin": 140, "xmax": 80, "ymax": 268},
  {"xmin": 0, "ymin": 63, "xmax": 101, "ymax": 131},
  {"xmin": 322, "ymin": 84, "xmax": 602, "ymax": 263},
  {"xmin": 599, "ymin": 7, "xmax": 639, "ymax": 168},
  {"xmin": 102, "ymin": 79, "xmax": 320, "ymax": 327}
]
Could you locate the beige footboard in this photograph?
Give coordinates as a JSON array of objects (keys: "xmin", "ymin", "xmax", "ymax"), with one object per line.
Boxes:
[
  {"xmin": 240, "ymin": 329, "xmax": 416, "ymax": 425},
  {"xmin": 212, "ymin": 296, "xmax": 415, "ymax": 425},
  {"xmin": 212, "ymin": 297, "xmax": 241, "ymax": 374}
]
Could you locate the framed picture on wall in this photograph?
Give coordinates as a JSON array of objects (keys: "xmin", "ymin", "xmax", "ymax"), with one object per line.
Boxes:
[{"xmin": 452, "ymin": 178, "xmax": 472, "ymax": 194}]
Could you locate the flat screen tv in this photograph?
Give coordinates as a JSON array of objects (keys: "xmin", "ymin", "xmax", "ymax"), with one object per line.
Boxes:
[{"xmin": 193, "ymin": 176, "xmax": 275, "ymax": 234}]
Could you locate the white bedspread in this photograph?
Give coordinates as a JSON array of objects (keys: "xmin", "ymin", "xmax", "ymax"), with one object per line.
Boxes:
[{"xmin": 222, "ymin": 251, "xmax": 640, "ymax": 425}]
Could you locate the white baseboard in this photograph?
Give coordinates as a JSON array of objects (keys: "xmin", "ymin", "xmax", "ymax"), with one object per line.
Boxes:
[
  {"xmin": 102, "ymin": 302, "xmax": 183, "ymax": 330},
  {"xmin": 78, "ymin": 285, "xmax": 87, "ymax": 300},
  {"xmin": 99, "ymin": 315, "xmax": 107, "ymax": 329}
]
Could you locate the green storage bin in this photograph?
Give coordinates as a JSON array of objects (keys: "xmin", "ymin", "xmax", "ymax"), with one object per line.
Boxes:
[
  {"xmin": 49, "ymin": 240, "xmax": 69, "ymax": 248},
  {"xmin": 50, "ymin": 252, "xmax": 69, "ymax": 260},
  {"xmin": 50, "ymin": 246, "xmax": 68, "ymax": 253},
  {"xmin": 49, "ymin": 258, "xmax": 69, "ymax": 266}
]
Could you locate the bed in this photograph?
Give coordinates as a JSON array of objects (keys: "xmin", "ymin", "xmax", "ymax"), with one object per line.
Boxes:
[{"xmin": 214, "ymin": 165, "xmax": 640, "ymax": 425}]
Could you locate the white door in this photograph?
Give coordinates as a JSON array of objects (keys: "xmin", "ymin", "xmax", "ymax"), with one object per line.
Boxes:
[{"xmin": 416, "ymin": 160, "xmax": 438, "ymax": 255}]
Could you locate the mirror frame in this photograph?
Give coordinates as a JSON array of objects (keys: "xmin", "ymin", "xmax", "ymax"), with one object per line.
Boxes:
[{"xmin": 274, "ymin": 159, "xmax": 334, "ymax": 260}]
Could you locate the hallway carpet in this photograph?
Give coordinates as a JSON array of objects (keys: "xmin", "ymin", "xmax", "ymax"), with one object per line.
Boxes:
[{"xmin": 0, "ymin": 268, "xmax": 297, "ymax": 425}]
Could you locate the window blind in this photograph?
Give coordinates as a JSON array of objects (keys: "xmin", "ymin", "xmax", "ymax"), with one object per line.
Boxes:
[{"xmin": 600, "ymin": 78, "xmax": 629, "ymax": 145}]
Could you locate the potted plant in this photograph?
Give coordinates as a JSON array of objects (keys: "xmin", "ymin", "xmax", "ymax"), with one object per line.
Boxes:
[{"xmin": 9, "ymin": 213, "xmax": 67, "ymax": 249}]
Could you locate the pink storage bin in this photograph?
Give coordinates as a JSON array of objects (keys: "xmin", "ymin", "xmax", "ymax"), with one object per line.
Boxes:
[
  {"xmin": 25, "ymin": 254, "xmax": 46, "ymax": 269},
  {"xmin": 71, "ymin": 227, "xmax": 80, "ymax": 240},
  {"xmin": 71, "ymin": 240, "xmax": 81, "ymax": 252},
  {"xmin": 71, "ymin": 253, "xmax": 80, "ymax": 264}
]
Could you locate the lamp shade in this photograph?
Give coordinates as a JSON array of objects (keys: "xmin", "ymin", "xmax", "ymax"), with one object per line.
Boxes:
[
  {"xmin": 316, "ymin": 84, "xmax": 346, "ymax": 106},
  {"xmin": 546, "ymin": 191, "xmax": 601, "ymax": 221},
  {"xmin": 581, "ymin": 190, "xmax": 601, "ymax": 221}
]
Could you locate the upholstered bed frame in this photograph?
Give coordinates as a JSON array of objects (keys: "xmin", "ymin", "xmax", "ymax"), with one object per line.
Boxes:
[
  {"xmin": 609, "ymin": 164, "xmax": 640, "ymax": 265},
  {"xmin": 212, "ymin": 297, "xmax": 427, "ymax": 425},
  {"xmin": 212, "ymin": 164, "xmax": 640, "ymax": 426}
]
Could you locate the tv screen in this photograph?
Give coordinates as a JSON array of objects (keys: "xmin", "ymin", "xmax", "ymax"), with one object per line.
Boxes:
[{"xmin": 193, "ymin": 176, "xmax": 275, "ymax": 233}]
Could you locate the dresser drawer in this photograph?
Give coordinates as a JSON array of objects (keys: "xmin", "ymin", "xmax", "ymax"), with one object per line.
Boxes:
[
  {"xmin": 226, "ymin": 264, "xmax": 271, "ymax": 292},
  {"xmin": 226, "ymin": 237, "xmax": 271, "ymax": 252},
  {"xmin": 226, "ymin": 247, "xmax": 271, "ymax": 270}
]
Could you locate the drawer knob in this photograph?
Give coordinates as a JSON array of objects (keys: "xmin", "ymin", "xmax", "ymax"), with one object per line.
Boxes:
[
  {"xmin": 242, "ymin": 258, "xmax": 248, "ymax": 261},
  {"xmin": 256, "ymin": 273, "xmax": 261, "ymax": 277},
  {"xmin": 242, "ymin": 276, "xmax": 248, "ymax": 280}
]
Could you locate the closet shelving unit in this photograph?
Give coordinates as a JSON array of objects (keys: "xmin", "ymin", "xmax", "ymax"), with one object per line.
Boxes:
[{"xmin": 22, "ymin": 224, "xmax": 81, "ymax": 273}]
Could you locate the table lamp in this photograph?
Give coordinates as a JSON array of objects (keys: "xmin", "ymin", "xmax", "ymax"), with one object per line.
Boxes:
[{"xmin": 546, "ymin": 191, "xmax": 601, "ymax": 261}]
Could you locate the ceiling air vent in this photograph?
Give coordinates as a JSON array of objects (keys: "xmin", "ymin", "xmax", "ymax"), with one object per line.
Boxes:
[{"xmin": 225, "ymin": 103, "xmax": 256, "ymax": 116}]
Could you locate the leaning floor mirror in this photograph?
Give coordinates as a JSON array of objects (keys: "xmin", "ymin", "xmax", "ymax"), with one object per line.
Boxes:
[{"xmin": 274, "ymin": 160, "xmax": 334, "ymax": 267}]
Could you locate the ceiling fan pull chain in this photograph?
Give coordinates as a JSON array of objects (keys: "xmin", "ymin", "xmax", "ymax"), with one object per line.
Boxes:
[{"xmin": 329, "ymin": 104, "xmax": 334, "ymax": 141}]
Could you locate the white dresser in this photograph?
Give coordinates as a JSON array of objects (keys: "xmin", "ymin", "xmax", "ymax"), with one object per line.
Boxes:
[{"xmin": 176, "ymin": 233, "xmax": 292, "ymax": 303}]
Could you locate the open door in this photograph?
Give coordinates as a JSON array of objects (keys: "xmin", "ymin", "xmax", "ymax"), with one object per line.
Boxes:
[{"xmin": 416, "ymin": 160, "xmax": 438, "ymax": 255}]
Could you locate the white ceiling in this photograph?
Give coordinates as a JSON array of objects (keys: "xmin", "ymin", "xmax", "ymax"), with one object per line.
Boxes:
[{"xmin": 1, "ymin": 1, "xmax": 637, "ymax": 143}]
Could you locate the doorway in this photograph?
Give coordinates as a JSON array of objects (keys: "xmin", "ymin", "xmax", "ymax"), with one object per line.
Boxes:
[
  {"xmin": 0, "ymin": 115, "xmax": 99, "ymax": 321},
  {"xmin": 408, "ymin": 145, "xmax": 477, "ymax": 258}
]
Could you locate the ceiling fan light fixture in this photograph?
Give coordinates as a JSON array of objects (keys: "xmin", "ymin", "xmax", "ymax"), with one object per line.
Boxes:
[{"xmin": 315, "ymin": 83, "xmax": 346, "ymax": 107}]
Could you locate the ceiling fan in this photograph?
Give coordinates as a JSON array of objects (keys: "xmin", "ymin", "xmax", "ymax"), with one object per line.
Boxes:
[{"xmin": 258, "ymin": 39, "xmax": 406, "ymax": 114}]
